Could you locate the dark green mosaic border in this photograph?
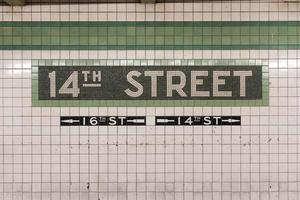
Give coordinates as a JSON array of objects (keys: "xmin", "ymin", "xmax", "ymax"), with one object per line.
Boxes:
[
  {"xmin": 0, "ymin": 21, "xmax": 299, "ymax": 50},
  {"xmin": 32, "ymin": 59, "xmax": 269, "ymax": 107}
]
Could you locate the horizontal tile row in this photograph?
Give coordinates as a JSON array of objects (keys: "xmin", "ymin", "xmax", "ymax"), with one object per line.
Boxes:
[{"xmin": 0, "ymin": 21, "xmax": 299, "ymax": 50}]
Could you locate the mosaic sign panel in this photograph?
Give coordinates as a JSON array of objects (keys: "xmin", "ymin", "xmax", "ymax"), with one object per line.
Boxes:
[{"xmin": 32, "ymin": 59, "xmax": 269, "ymax": 107}]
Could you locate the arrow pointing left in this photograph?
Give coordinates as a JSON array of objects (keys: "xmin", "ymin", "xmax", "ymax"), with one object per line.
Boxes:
[
  {"xmin": 61, "ymin": 119, "xmax": 80, "ymax": 124},
  {"xmin": 60, "ymin": 117, "xmax": 82, "ymax": 126}
]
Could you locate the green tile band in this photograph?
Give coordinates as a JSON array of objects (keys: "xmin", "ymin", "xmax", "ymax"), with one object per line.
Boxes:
[
  {"xmin": 32, "ymin": 59, "xmax": 269, "ymax": 107},
  {"xmin": 0, "ymin": 21, "xmax": 299, "ymax": 50}
]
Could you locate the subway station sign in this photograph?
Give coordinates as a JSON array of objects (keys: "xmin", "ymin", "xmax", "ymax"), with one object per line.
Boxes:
[{"xmin": 32, "ymin": 59, "xmax": 269, "ymax": 107}]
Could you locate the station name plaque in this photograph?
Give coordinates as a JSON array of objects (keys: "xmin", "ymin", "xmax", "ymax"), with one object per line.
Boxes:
[{"xmin": 32, "ymin": 60, "xmax": 269, "ymax": 107}]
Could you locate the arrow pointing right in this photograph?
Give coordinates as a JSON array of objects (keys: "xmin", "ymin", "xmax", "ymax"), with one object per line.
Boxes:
[{"xmin": 222, "ymin": 118, "xmax": 241, "ymax": 123}]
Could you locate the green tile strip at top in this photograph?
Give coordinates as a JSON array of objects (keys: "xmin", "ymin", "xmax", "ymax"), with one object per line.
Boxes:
[{"xmin": 0, "ymin": 21, "xmax": 299, "ymax": 50}]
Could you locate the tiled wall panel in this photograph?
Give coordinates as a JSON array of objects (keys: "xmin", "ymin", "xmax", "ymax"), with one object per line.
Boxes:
[{"xmin": 0, "ymin": 1, "xmax": 300, "ymax": 200}]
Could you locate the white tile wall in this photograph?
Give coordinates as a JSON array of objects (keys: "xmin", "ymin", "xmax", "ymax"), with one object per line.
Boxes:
[{"xmin": 0, "ymin": 1, "xmax": 300, "ymax": 200}]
